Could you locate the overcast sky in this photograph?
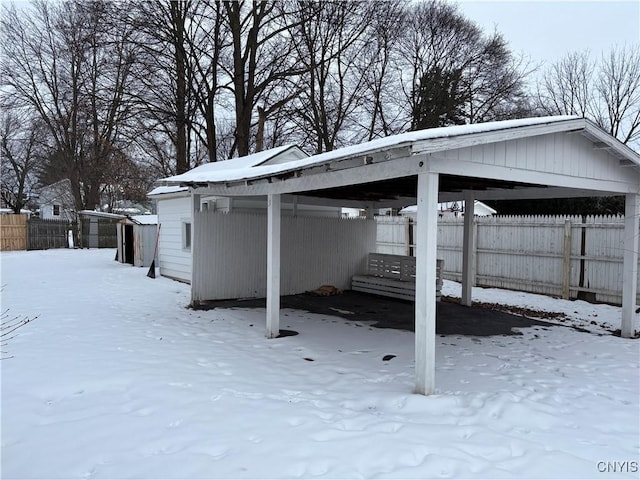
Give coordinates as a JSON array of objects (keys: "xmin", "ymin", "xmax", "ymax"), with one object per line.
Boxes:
[{"xmin": 452, "ymin": 0, "xmax": 640, "ymax": 66}]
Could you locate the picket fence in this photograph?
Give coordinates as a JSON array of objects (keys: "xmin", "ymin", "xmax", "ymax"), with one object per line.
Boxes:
[{"xmin": 376, "ymin": 215, "xmax": 640, "ymax": 305}]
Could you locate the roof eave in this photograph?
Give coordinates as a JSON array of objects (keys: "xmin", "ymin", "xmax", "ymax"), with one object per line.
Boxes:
[{"xmin": 581, "ymin": 119, "xmax": 640, "ymax": 168}]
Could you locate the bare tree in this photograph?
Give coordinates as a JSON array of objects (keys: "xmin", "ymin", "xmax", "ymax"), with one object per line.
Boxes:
[
  {"xmin": 1, "ymin": 308, "xmax": 38, "ymax": 360},
  {"xmin": 595, "ymin": 45, "xmax": 640, "ymax": 145},
  {"xmin": 537, "ymin": 51, "xmax": 595, "ymax": 118},
  {"xmin": 356, "ymin": 0, "xmax": 407, "ymax": 140},
  {"xmin": 537, "ymin": 45, "xmax": 640, "ymax": 148},
  {"xmin": 187, "ymin": 0, "xmax": 229, "ymax": 161},
  {"xmin": 1, "ymin": 1, "xmax": 142, "ymax": 211},
  {"xmin": 0, "ymin": 112, "xmax": 43, "ymax": 213},
  {"xmin": 129, "ymin": 0, "xmax": 204, "ymax": 173},
  {"xmin": 289, "ymin": 1, "xmax": 375, "ymax": 153},
  {"xmin": 221, "ymin": 1, "xmax": 309, "ymax": 157}
]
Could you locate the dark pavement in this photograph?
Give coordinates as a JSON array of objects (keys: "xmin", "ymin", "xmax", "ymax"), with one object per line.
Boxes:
[{"xmin": 198, "ymin": 290, "xmax": 556, "ymax": 336}]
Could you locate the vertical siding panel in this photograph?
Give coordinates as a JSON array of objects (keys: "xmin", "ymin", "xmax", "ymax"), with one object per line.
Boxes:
[
  {"xmin": 494, "ymin": 140, "xmax": 507, "ymax": 167},
  {"xmin": 516, "ymin": 139, "xmax": 527, "ymax": 169},
  {"xmin": 193, "ymin": 212, "xmax": 376, "ymax": 301},
  {"xmin": 157, "ymin": 196, "xmax": 192, "ymax": 282}
]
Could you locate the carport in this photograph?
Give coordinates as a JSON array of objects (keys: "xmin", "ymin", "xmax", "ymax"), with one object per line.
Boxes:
[{"xmin": 159, "ymin": 116, "xmax": 640, "ymax": 395}]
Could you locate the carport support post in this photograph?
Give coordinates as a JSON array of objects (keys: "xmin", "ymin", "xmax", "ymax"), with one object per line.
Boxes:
[
  {"xmin": 415, "ymin": 171, "xmax": 439, "ymax": 395},
  {"xmin": 621, "ymin": 193, "xmax": 639, "ymax": 338},
  {"xmin": 461, "ymin": 193, "xmax": 475, "ymax": 306},
  {"xmin": 266, "ymin": 194, "xmax": 281, "ymax": 339}
]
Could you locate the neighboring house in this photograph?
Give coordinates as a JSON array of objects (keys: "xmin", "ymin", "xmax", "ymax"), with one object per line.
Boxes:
[
  {"xmin": 399, "ymin": 200, "xmax": 497, "ymax": 217},
  {"xmin": 148, "ymin": 145, "xmax": 343, "ymax": 284},
  {"xmin": 38, "ymin": 179, "xmax": 76, "ymax": 221}
]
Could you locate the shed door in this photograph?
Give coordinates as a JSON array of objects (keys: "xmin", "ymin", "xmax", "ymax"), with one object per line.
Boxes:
[{"xmin": 123, "ymin": 225, "xmax": 134, "ymax": 265}]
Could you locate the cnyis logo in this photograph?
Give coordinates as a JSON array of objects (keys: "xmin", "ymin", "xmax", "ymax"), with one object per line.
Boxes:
[{"xmin": 596, "ymin": 461, "xmax": 638, "ymax": 473}]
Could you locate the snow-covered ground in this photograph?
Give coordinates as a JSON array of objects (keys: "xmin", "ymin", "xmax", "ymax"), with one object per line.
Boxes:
[{"xmin": 1, "ymin": 249, "xmax": 638, "ymax": 479}]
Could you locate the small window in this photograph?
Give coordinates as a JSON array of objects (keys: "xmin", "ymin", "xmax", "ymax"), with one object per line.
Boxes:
[
  {"xmin": 183, "ymin": 222, "xmax": 191, "ymax": 250},
  {"xmin": 53, "ymin": 205, "xmax": 60, "ymax": 216}
]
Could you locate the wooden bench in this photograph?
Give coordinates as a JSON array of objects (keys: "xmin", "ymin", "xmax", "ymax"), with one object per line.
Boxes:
[{"xmin": 352, "ymin": 253, "xmax": 443, "ymax": 301}]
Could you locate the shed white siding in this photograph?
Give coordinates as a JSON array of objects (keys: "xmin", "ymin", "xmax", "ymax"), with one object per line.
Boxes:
[
  {"xmin": 157, "ymin": 195, "xmax": 192, "ymax": 283},
  {"xmin": 192, "ymin": 212, "xmax": 376, "ymax": 301}
]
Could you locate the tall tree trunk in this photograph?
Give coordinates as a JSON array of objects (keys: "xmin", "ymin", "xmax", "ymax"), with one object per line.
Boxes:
[{"xmin": 171, "ymin": 1, "xmax": 189, "ymax": 174}]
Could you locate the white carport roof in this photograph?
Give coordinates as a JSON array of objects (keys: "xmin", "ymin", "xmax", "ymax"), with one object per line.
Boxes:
[{"xmin": 158, "ymin": 116, "xmax": 640, "ymax": 204}]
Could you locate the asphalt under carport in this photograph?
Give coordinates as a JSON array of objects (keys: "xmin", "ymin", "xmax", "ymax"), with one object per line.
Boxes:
[{"xmin": 197, "ymin": 290, "xmax": 557, "ymax": 336}]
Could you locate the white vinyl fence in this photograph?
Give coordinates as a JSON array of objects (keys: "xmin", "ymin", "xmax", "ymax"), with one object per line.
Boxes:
[{"xmin": 376, "ymin": 215, "xmax": 640, "ymax": 305}]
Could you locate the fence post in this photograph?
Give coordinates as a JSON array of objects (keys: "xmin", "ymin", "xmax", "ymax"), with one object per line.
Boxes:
[
  {"xmin": 562, "ymin": 219, "xmax": 571, "ymax": 299},
  {"xmin": 404, "ymin": 217, "xmax": 411, "ymax": 256},
  {"xmin": 461, "ymin": 196, "xmax": 476, "ymax": 306}
]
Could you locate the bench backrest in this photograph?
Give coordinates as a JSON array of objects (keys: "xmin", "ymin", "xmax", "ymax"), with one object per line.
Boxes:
[
  {"xmin": 368, "ymin": 253, "xmax": 442, "ymax": 282},
  {"xmin": 368, "ymin": 253, "xmax": 416, "ymax": 281}
]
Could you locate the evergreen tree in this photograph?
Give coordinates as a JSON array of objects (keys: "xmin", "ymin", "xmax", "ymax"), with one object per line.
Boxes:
[{"xmin": 412, "ymin": 66, "xmax": 466, "ymax": 129}]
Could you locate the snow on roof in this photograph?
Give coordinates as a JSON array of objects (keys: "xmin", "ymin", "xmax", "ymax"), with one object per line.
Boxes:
[
  {"xmin": 159, "ymin": 116, "xmax": 583, "ymax": 186},
  {"xmin": 78, "ymin": 210, "xmax": 125, "ymax": 219},
  {"xmin": 147, "ymin": 186, "xmax": 189, "ymax": 197},
  {"xmin": 129, "ymin": 214, "xmax": 158, "ymax": 225},
  {"xmin": 0, "ymin": 208, "xmax": 31, "ymax": 215},
  {"xmin": 160, "ymin": 144, "xmax": 307, "ymax": 186}
]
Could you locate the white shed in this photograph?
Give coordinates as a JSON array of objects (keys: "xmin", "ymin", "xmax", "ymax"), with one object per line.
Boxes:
[
  {"xmin": 158, "ymin": 116, "xmax": 640, "ymax": 395},
  {"xmin": 148, "ymin": 145, "xmax": 343, "ymax": 284},
  {"xmin": 116, "ymin": 215, "xmax": 158, "ymax": 267}
]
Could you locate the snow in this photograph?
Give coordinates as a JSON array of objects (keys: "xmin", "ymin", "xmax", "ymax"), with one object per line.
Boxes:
[
  {"xmin": 78, "ymin": 210, "xmax": 126, "ymax": 220},
  {"xmin": 159, "ymin": 116, "xmax": 581, "ymax": 186},
  {"xmin": 147, "ymin": 186, "xmax": 189, "ymax": 197},
  {"xmin": 129, "ymin": 214, "xmax": 158, "ymax": 225},
  {"xmin": 161, "ymin": 144, "xmax": 306, "ymax": 185},
  {"xmin": 2, "ymin": 249, "xmax": 638, "ymax": 479}
]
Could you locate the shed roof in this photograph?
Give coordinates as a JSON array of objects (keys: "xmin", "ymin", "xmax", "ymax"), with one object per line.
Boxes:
[
  {"xmin": 154, "ymin": 145, "xmax": 308, "ymax": 193},
  {"xmin": 78, "ymin": 210, "xmax": 126, "ymax": 220},
  {"xmin": 147, "ymin": 186, "xmax": 189, "ymax": 198},
  {"xmin": 127, "ymin": 214, "xmax": 158, "ymax": 225}
]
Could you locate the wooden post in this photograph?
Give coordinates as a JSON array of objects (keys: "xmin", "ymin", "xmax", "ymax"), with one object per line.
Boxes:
[
  {"xmin": 415, "ymin": 172, "xmax": 439, "ymax": 395},
  {"xmin": 562, "ymin": 219, "xmax": 572, "ymax": 299},
  {"xmin": 267, "ymin": 194, "xmax": 281, "ymax": 339},
  {"xmin": 461, "ymin": 194, "xmax": 475, "ymax": 306},
  {"xmin": 621, "ymin": 194, "xmax": 639, "ymax": 338},
  {"xmin": 366, "ymin": 203, "xmax": 375, "ymax": 220},
  {"xmin": 404, "ymin": 216, "xmax": 411, "ymax": 256}
]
